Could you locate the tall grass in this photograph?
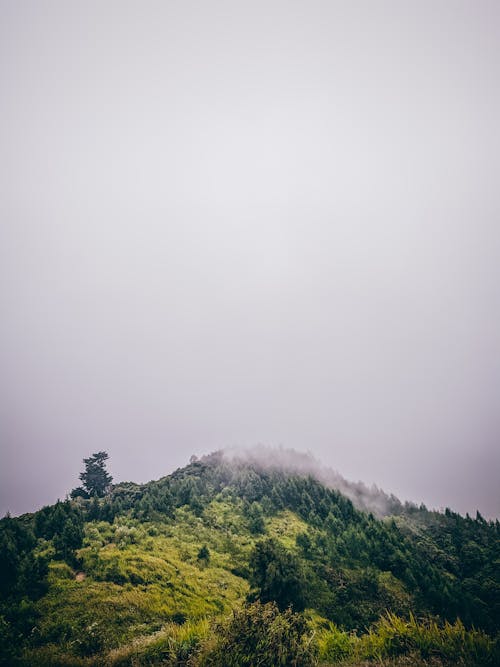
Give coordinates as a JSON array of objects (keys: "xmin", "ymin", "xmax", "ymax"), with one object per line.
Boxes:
[
  {"xmin": 317, "ymin": 612, "xmax": 499, "ymax": 666},
  {"xmin": 106, "ymin": 618, "xmax": 210, "ymax": 666}
]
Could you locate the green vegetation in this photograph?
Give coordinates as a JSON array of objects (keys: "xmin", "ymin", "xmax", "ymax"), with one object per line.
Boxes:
[
  {"xmin": 316, "ymin": 612, "xmax": 499, "ymax": 666},
  {"xmin": 248, "ymin": 538, "xmax": 307, "ymax": 611},
  {"xmin": 0, "ymin": 450, "xmax": 498, "ymax": 665},
  {"xmin": 72, "ymin": 451, "xmax": 113, "ymax": 499},
  {"xmin": 198, "ymin": 601, "xmax": 316, "ymax": 666}
]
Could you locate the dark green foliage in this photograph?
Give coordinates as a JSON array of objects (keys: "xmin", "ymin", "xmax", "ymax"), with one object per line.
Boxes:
[
  {"xmin": 197, "ymin": 545, "xmax": 210, "ymax": 563},
  {"xmin": 78, "ymin": 451, "xmax": 113, "ymax": 498},
  {"xmin": 249, "ymin": 538, "xmax": 308, "ymax": 611},
  {"xmin": 53, "ymin": 518, "xmax": 84, "ymax": 563},
  {"xmin": 199, "ymin": 601, "xmax": 317, "ymax": 666},
  {"xmin": 296, "ymin": 531, "xmax": 312, "ymax": 557},
  {"xmin": 0, "ymin": 516, "xmax": 47, "ymax": 601},
  {"xmin": 87, "ymin": 496, "xmax": 101, "ymax": 521},
  {"xmin": 0, "ymin": 516, "xmax": 48, "ymax": 665},
  {"xmin": 69, "ymin": 486, "xmax": 89, "ymax": 500},
  {"xmin": 0, "ymin": 613, "xmax": 19, "ymax": 667},
  {"xmin": 246, "ymin": 501, "xmax": 265, "ymax": 534},
  {"xmin": 34, "ymin": 500, "xmax": 84, "ymax": 563}
]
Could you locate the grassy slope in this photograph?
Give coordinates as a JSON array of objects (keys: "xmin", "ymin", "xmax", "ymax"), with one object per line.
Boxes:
[{"xmin": 26, "ymin": 501, "xmax": 311, "ymax": 663}]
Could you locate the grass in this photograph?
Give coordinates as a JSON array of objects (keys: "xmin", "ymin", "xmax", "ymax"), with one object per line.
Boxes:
[
  {"xmin": 25, "ymin": 500, "xmax": 309, "ymax": 663},
  {"xmin": 315, "ymin": 612, "xmax": 499, "ymax": 666},
  {"xmin": 30, "ymin": 507, "xmax": 250, "ymax": 660}
]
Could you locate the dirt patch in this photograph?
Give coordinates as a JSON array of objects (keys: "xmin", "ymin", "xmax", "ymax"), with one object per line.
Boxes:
[{"xmin": 75, "ymin": 571, "xmax": 86, "ymax": 582}]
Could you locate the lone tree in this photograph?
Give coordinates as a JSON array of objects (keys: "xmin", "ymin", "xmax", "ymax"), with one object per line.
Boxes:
[
  {"xmin": 78, "ymin": 451, "xmax": 113, "ymax": 497},
  {"xmin": 197, "ymin": 544, "xmax": 210, "ymax": 563}
]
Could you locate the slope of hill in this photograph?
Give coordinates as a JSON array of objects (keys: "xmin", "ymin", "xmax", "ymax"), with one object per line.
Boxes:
[{"xmin": 1, "ymin": 450, "xmax": 499, "ymax": 666}]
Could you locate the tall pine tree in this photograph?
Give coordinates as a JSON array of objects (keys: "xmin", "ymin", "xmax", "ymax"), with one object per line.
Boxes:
[{"xmin": 79, "ymin": 451, "xmax": 113, "ymax": 497}]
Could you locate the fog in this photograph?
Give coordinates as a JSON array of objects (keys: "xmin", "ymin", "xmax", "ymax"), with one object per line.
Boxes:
[
  {"xmin": 1, "ymin": 1, "xmax": 499, "ymax": 518},
  {"xmin": 219, "ymin": 446, "xmax": 403, "ymax": 517}
]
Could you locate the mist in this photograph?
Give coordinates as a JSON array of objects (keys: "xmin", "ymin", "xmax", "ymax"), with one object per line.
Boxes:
[
  {"xmin": 1, "ymin": 1, "xmax": 499, "ymax": 518},
  {"xmin": 217, "ymin": 446, "xmax": 403, "ymax": 517}
]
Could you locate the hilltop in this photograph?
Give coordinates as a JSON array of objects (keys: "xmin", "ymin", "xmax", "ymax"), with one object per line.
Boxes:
[{"xmin": 1, "ymin": 449, "xmax": 498, "ymax": 666}]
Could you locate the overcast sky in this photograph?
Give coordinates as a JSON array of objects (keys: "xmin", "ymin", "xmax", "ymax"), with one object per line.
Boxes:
[{"xmin": 1, "ymin": 1, "xmax": 499, "ymax": 518}]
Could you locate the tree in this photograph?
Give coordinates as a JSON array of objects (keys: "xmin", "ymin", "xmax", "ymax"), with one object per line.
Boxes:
[
  {"xmin": 247, "ymin": 501, "xmax": 265, "ymax": 535},
  {"xmin": 248, "ymin": 538, "xmax": 307, "ymax": 611},
  {"xmin": 197, "ymin": 544, "xmax": 210, "ymax": 563},
  {"xmin": 79, "ymin": 452, "xmax": 113, "ymax": 497},
  {"xmin": 53, "ymin": 517, "xmax": 84, "ymax": 562},
  {"xmin": 70, "ymin": 486, "xmax": 89, "ymax": 500},
  {"xmin": 296, "ymin": 531, "xmax": 312, "ymax": 558},
  {"xmin": 0, "ymin": 515, "xmax": 48, "ymax": 600}
]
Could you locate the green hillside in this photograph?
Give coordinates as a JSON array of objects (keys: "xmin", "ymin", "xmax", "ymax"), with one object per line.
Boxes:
[{"xmin": 1, "ymin": 450, "xmax": 499, "ymax": 666}]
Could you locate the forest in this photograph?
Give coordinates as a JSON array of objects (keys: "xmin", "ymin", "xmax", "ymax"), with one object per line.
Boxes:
[{"xmin": 0, "ymin": 450, "xmax": 499, "ymax": 666}]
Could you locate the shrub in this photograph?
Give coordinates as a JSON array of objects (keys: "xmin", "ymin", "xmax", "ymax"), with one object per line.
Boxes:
[
  {"xmin": 196, "ymin": 601, "xmax": 317, "ymax": 667},
  {"xmin": 197, "ymin": 545, "xmax": 210, "ymax": 563},
  {"xmin": 317, "ymin": 623, "xmax": 354, "ymax": 662}
]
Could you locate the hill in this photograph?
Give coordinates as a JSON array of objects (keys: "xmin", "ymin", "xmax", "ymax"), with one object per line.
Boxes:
[{"xmin": 1, "ymin": 449, "xmax": 499, "ymax": 666}]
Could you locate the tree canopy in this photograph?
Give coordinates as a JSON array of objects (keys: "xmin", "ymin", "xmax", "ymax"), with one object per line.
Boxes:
[
  {"xmin": 249, "ymin": 538, "xmax": 308, "ymax": 611},
  {"xmin": 77, "ymin": 451, "xmax": 113, "ymax": 498}
]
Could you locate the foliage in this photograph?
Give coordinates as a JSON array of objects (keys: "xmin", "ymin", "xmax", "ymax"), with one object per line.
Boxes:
[
  {"xmin": 0, "ymin": 515, "xmax": 48, "ymax": 601},
  {"xmin": 197, "ymin": 544, "xmax": 210, "ymax": 563},
  {"xmin": 0, "ymin": 516, "xmax": 49, "ymax": 665},
  {"xmin": 316, "ymin": 622, "xmax": 355, "ymax": 662},
  {"xmin": 34, "ymin": 500, "xmax": 84, "ymax": 564},
  {"xmin": 0, "ymin": 613, "xmax": 20, "ymax": 667},
  {"xmin": 246, "ymin": 501, "xmax": 266, "ymax": 534},
  {"xmin": 105, "ymin": 618, "xmax": 209, "ymax": 666},
  {"xmin": 357, "ymin": 612, "xmax": 500, "ymax": 666},
  {"xmin": 78, "ymin": 451, "xmax": 113, "ymax": 498},
  {"xmin": 197, "ymin": 601, "xmax": 317, "ymax": 666},
  {"xmin": 315, "ymin": 612, "xmax": 500, "ymax": 666},
  {"xmin": 248, "ymin": 538, "xmax": 308, "ymax": 611}
]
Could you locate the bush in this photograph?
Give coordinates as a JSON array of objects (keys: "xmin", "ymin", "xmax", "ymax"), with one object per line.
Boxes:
[
  {"xmin": 196, "ymin": 601, "xmax": 317, "ymax": 667},
  {"xmin": 197, "ymin": 545, "xmax": 210, "ymax": 563},
  {"xmin": 317, "ymin": 623, "xmax": 354, "ymax": 662}
]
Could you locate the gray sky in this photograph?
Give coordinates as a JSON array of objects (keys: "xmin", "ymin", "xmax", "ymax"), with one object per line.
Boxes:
[{"xmin": 1, "ymin": 1, "xmax": 499, "ymax": 518}]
